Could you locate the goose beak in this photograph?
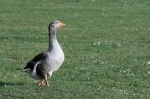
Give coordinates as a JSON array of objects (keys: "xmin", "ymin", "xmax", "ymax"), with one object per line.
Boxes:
[{"xmin": 59, "ymin": 22, "xmax": 66, "ymax": 27}]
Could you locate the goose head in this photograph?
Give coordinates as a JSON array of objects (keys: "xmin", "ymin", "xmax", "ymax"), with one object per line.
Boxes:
[{"xmin": 48, "ymin": 20, "xmax": 65, "ymax": 31}]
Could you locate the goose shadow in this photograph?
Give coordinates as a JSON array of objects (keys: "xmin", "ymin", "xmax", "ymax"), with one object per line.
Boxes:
[{"xmin": 0, "ymin": 81, "xmax": 24, "ymax": 86}]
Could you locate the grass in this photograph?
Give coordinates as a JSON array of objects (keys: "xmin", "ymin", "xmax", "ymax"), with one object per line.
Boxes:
[{"xmin": 0, "ymin": 0, "xmax": 150, "ymax": 98}]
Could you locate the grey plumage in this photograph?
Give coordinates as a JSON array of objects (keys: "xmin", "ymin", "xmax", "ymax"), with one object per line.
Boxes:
[{"xmin": 23, "ymin": 20, "xmax": 65, "ymax": 86}]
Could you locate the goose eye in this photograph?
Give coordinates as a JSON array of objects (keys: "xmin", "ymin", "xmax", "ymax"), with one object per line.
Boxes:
[{"xmin": 56, "ymin": 21, "xmax": 59, "ymax": 23}]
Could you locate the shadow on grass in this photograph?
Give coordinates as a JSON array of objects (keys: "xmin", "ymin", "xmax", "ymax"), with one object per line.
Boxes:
[{"xmin": 0, "ymin": 81, "xmax": 24, "ymax": 86}]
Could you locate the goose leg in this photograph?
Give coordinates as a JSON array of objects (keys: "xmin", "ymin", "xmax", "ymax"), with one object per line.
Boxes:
[
  {"xmin": 39, "ymin": 79, "xmax": 45, "ymax": 86},
  {"xmin": 45, "ymin": 75, "xmax": 49, "ymax": 86}
]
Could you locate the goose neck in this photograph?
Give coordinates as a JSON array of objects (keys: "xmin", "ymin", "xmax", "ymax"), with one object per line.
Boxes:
[{"xmin": 48, "ymin": 29, "xmax": 57, "ymax": 51}]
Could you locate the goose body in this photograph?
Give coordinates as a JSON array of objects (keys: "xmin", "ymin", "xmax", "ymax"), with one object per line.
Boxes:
[{"xmin": 23, "ymin": 20, "xmax": 65, "ymax": 86}]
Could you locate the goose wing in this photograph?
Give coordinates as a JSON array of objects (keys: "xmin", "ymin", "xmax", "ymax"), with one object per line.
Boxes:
[{"xmin": 24, "ymin": 52, "xmax": 48, "ymax": 71}]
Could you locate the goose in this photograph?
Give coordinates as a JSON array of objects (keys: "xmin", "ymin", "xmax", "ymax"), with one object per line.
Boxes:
[{"xmin": 23, "ymin": 20, "xmax": 65, "ymax": 86}]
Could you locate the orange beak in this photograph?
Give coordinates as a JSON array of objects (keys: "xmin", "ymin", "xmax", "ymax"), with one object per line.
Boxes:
[{"xmin": 59, "ymin": 22, "xmax": 66, "ymax": 27}]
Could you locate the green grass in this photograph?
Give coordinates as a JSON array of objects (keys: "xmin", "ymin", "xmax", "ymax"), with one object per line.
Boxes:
[{"xmin": 0, "ymin": 0, "xmax": 150, "ymax": 98}]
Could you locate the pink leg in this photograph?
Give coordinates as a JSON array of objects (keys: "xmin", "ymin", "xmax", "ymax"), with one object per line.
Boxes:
[
  {"xmin": 38, "ymin": 79, "xmax": 45, "ymax": 86},
  {"xmin": 45, "ymin": 76, "xmax": 49, "ymax": 86}
]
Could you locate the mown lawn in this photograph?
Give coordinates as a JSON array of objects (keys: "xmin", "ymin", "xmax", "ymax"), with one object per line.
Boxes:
[{"xmin": 0, "ymin": 0, "xmax": 150, "ymax": 98}]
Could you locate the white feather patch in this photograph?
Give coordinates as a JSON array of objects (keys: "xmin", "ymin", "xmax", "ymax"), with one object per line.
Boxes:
[
  {"xmin": 32, "ymin": 61, "xmax": 40, "ymax": 76},
  {"xmin": 30, "ymin": 61, "xmax": 41, "ymax": 80}
]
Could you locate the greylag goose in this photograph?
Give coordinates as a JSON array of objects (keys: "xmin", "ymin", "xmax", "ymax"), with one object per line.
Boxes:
[{"xmin": 23, "ymin": 20, "xmax": 65, "ymax": 86}]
